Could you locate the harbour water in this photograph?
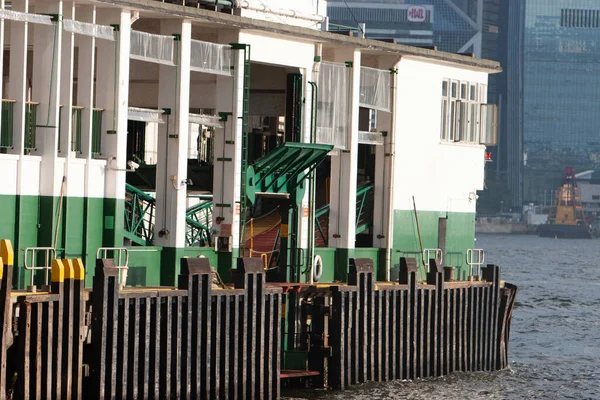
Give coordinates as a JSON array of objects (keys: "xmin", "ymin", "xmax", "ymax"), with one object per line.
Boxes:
[{"xmin": 285, "ymin": 234, "xmax": 600, "ymax": 399}]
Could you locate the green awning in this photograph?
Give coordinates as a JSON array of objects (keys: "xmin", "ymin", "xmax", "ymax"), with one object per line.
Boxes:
[{"xmin": 246, "ymin": 142, "xmax": 333, "ymax": 204}]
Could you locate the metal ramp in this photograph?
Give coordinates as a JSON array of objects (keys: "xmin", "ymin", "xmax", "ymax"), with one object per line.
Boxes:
[
  {"xmin": 314, "ymin": 182, "xmax": 374, "ymax": 247},
  {"xmin": 245, "ymin": 142, "xmax": 333, "ymax": 204},
  {"xmin": 124, "ymin": 184, "xmax": 213, "ymax": 247}
]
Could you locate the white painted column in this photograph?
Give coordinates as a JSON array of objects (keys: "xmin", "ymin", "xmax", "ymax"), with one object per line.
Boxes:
[
  {"xmin": 76, "ymin": 6, "xmax": 98, "ymax": 198},
  {"xmin": 96, "ymin": 9, "xmax": 131, "ymax": 245},
  {"xmin": 7, "ymin": 0, "xmax": 28, "ymax": 157},
  {"xmin": 78, "ymin": 6, "xmax": 96, "ymax": 160},
  {"xmin": 59, "ymin": 2, "xmax": 75, "ymax": 158},
  {"xmin": 372, "ymin": 74, "xmax": 394, "ymax": 249},
  {"xmin": 328, "ymin": 50, "xmax": 361, "ymax": 249},
  {"xmin": 297, "ymin": 67, "xmax": 314, "ymax": 279},
  {"xmin": 213, "ymin": 43, "xmax": 244, "ymax": 253},
  {"xmin": 0, "ymin": 0, "xmax": 5, "ymax": 135},
  {"xmin": 154, "ymin": 20, "xmax": 191, "ymax": 248},
  {"xmin": 32, "ymin": 2, "xmax": 63, "ymax": 199}
]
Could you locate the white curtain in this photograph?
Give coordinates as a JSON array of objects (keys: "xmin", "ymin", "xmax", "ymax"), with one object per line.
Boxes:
[
  {"xmin": 359, "ymin": 66, "xmax": 390, "ymax": 112},
  {"xmin": 190, "ymin": 40, "xmax": 232, "ymax": 76},
  {"xmin": 63, "ymin": 19, "xmax": 115, "ymax": 41},
  {"xmin": 316, "ymin": 62, "xmax": 349, "ymax": 149},
  {"xmin": 130, "ymin": 31, "xmax": 175, "ymax": 66}
]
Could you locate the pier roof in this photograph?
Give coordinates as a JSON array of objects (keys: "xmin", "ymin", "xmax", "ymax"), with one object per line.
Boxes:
[{"xmin": 95, "ymin": 0, "xmax": 502, "ymax": 73}]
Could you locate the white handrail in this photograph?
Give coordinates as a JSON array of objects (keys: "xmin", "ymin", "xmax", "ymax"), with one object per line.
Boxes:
[
  {"xmin": 96, "ymin": 247, "xmax": 130, "ymax": 287},
  {"xmin": 466, "ymin": 248, "xmax": 485, "ymax": 279},
  {"xmin": 23, "ymin": 247, "xmax": 56, "ymax": 287},
  {"xmin": 422, "ymin": 248, "xmax": 443, "ymax": 272}
]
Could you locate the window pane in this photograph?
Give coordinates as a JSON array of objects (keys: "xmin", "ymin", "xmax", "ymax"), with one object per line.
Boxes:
[{"xmin": 441, "ymin": 98, "xmax": 448, "ymax": 140}]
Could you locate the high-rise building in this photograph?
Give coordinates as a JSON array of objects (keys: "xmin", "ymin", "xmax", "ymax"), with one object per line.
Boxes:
[
  {"xmin": 326, "ymin": 0, "xmax": 489, "ymax": 55},
  {"xmin": 498, "ymin": 0, "xmax": 600, "ymax": 207}
]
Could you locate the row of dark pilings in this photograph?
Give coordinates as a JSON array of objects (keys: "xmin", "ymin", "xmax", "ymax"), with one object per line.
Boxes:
[
  {"xmin": 301, "ymin": 258, "xmax": 517, "ymax": 389},
  {"xmin": 0, "ymin": 238, "xmax": 517, "ymax": 399}
]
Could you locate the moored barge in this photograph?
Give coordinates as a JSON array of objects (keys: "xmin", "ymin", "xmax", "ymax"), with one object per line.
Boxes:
[{"xmin": 0, "ymin": 0, "xmax": 516, "ymax": 398}]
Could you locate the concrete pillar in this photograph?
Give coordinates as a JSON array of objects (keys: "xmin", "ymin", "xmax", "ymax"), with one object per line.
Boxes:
[
  {"xmin": 59, "ymin": 2, "xmax": 75, "ymax": 158},
  {"xmin": 96, "ymin": 9, "xmax": 131, "ymax": 247},
  {"xmin": 0, "ymin": 1, "xmax": 4, "ymax": 139},
  {"xmin": 154, "ymin": 20, "xmax": 192, "ymax": 285},
  {"xmin": 76, "ymin": 6, "xmax": 100, "ymax": 272},
  {"xmin": 32, "ymin": 1, "xmax": 63, "ymax": 248},
  {"xmin": 297, "ymin": 67, "xmax": 314, "ymax": 282},
  {"xmin": 372, "ymin": 68, "xmax": 398, "ymax": 281},
  {"xmin": 77, "ymin": 6, "xmax": 96, "ymax": 162},
  {"xmin": 7, "ymin": 0, "xmax": 28, "ymax": 157},
  {"xmin": 328, "ymin": 49, "xmax": 361, "ymax": 281},
  {"xmin": 213, "ymin": 33, "xmax": 242, "ymax": 281}
]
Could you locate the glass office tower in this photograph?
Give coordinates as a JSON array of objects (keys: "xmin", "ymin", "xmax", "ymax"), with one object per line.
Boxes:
[
  {"xmin": 519, "ymin": 1, "xmax": 600, "ymax": 204},
  {"xmin": 326, "ymin": 0, "xmax": 481, "ymax": 54}
]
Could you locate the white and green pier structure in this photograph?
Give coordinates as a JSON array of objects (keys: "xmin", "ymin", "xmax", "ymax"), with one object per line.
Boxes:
[{"xmin": 0, "ymin": 0, "xmax": 499, "ymax": 290}]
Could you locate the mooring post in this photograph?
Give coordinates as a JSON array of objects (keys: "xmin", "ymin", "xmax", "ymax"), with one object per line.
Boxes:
[
  {"xmin": 349, "ymin": 258, "xmax": 374, "ymax": 384},
  {"xmin": 90, "ymin": 258, "xmax": 120, "ymax": 399},
  {"xmin": 399, "ymin": 257, "xmax": 417, "ymax": 379},
  {"xmin": 60, "ymin": 259, "xmax": 75, "ymax": 400},
  {"xmin": 233, "ymin": 257, "xmax": 266, "ymax": 400},
  {"xmin": 426, "ymin": 259, "xmax": 443, "ymax": 377},
  {"xmin": 483, "ymin": 264, "xmax": 500, "ymax": 371},
  {"xmin": 71, "ymin": 259, "xmax": 85, "ymax": 399},
  {"xmin": 50, "ymin": 259, "xmax": 66, "ymax": 400},
  {"xmin": 0, "ymin": 240, "xmax": 14, "ymax": 399},
  {"xmin": 178, "ymin": 257, "xmax": 212, "ymax": 400}
]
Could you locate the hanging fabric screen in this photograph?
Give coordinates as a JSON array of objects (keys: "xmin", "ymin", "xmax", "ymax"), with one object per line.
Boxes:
[
  {"xmin": 130, "ymin": 31, "xmax": 175, "ymax": 65},
  {"xmin": 190, "ymin": 40, "xmax": 232, "ymax": 76},
  {"xmin": 189, "ymin": 113, "xmax": 223, "ymax": 128},
  {"xmin": 316, "ymin": 61, "xmax": 349, "ymax": 149},
  {"xmin": 128, "ymin": 107, "xmax": 165, "ymax": 123},
  {"xmin": 0, "ymin": 9, "xmax": 52, "ymax": 25},
  {"xmin": 63, "ymin": 19, "xmax": 115, "ymax": 41},
  {"xmin": 359, "ymin": 67, "xmax": 391, "ymax": 112}
]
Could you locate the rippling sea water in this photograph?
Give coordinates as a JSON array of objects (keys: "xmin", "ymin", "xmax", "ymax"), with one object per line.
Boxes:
[{"xmin": 284, "ymin": 234, "xmax": 600, "ymax": 399}]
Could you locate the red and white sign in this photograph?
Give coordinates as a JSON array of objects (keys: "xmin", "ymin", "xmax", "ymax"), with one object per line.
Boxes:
[{"xmin": 407, "ymin": 6, "xmax": 427, "ymax": 22}]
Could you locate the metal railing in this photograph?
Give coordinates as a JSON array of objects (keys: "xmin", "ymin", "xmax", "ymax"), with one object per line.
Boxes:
[
  {"xmin": 96, "ymin": 247, "xmax": 129, "ymax": 287},
  {"xmin": 185, "ymin": 199, "xmax": 213, "ymax": 246},
  {"xmin": 466, "ymin": 248, "xmax": 485, "ymax": 279},
  {"xmin": 24, "ymin": 102, "xmax": 38, "ymax": 152},
  {"xmin": 125, "ymin": 184, "xmax": 156, "ymax": 246},
  {"xmin": 23, "ymin": 247, "xmax": 56, "ymax": 288},
  {"xmin": 423, "ymin": 248, "xmax": 443, "ymax": 271},
  {"xmin": 92, "ymin": 108, "xmax": 103, "ymax": 156},
  {"xmin": 355, "ymin": 183, "xmax": 374, "ymax": 234},
  {"xmin": 0, "ymin": 100, "xmax": 15, "ymax": 151},
  {"xmin": 71, "ymin": 106, "xmax": 83, "ymax": 153}
]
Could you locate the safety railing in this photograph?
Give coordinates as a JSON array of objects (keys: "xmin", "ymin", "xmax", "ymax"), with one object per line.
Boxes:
[
  {"xmin": 185, "ymin": 199, "xmax": 213, "ymax": 246},
  {"xmin": 466, "ymin": 248, "xmax": 485, "ymax": 279},
  {"xmin": 71, "ymin": 106, "xmax": 83, "ymax": 153},
  {"xmin": 92, "ymin": 108, "xmax": 103, "ymax": 156},
  {"xmin": 23, "ymin": 246, "xmax": 56, "ymax": 288},
  {"xmin": 124, "ymin": 184, "xmax": 156, "ymax": 246},
  {"xmin": 0, "ymin": 99, "xmax": 15, "ymax": 151},
  {"xmin": 423, "ymin": 248, "xmax": 443, "ymax": 271},
  {"xmin": 355, "ymin": 182, "xmax": 374, "ymax": 234},
  {"xmin": 24, "ymin": 102, "xmax": 38, "ymax": 152},
  {"xmin": 96, "ymin": 247, "xmax": 129, "ymax": 287}
]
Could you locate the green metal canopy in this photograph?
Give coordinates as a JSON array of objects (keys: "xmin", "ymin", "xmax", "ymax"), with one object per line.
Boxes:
[{"xmin": 245, "ymin": 142, "xmax": 333, "ymax": 205}]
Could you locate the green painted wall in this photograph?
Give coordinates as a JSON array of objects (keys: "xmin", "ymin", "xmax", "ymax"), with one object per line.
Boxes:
[
  {"xmin": 126, "ymin": 247, "xmax": 163, "ymax": 287},
  {"xmin": 393, "ymin": 209, "xmax": 475, "ymax": 280},
  {"xmin": 314, "ymin": 247, "xmax": 336, "ymax": 283}
]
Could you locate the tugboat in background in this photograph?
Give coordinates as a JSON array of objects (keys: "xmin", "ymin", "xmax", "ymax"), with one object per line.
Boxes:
[{"xmin": 538, "ymin": 167, "xmax": 597, "ymax": 238}]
